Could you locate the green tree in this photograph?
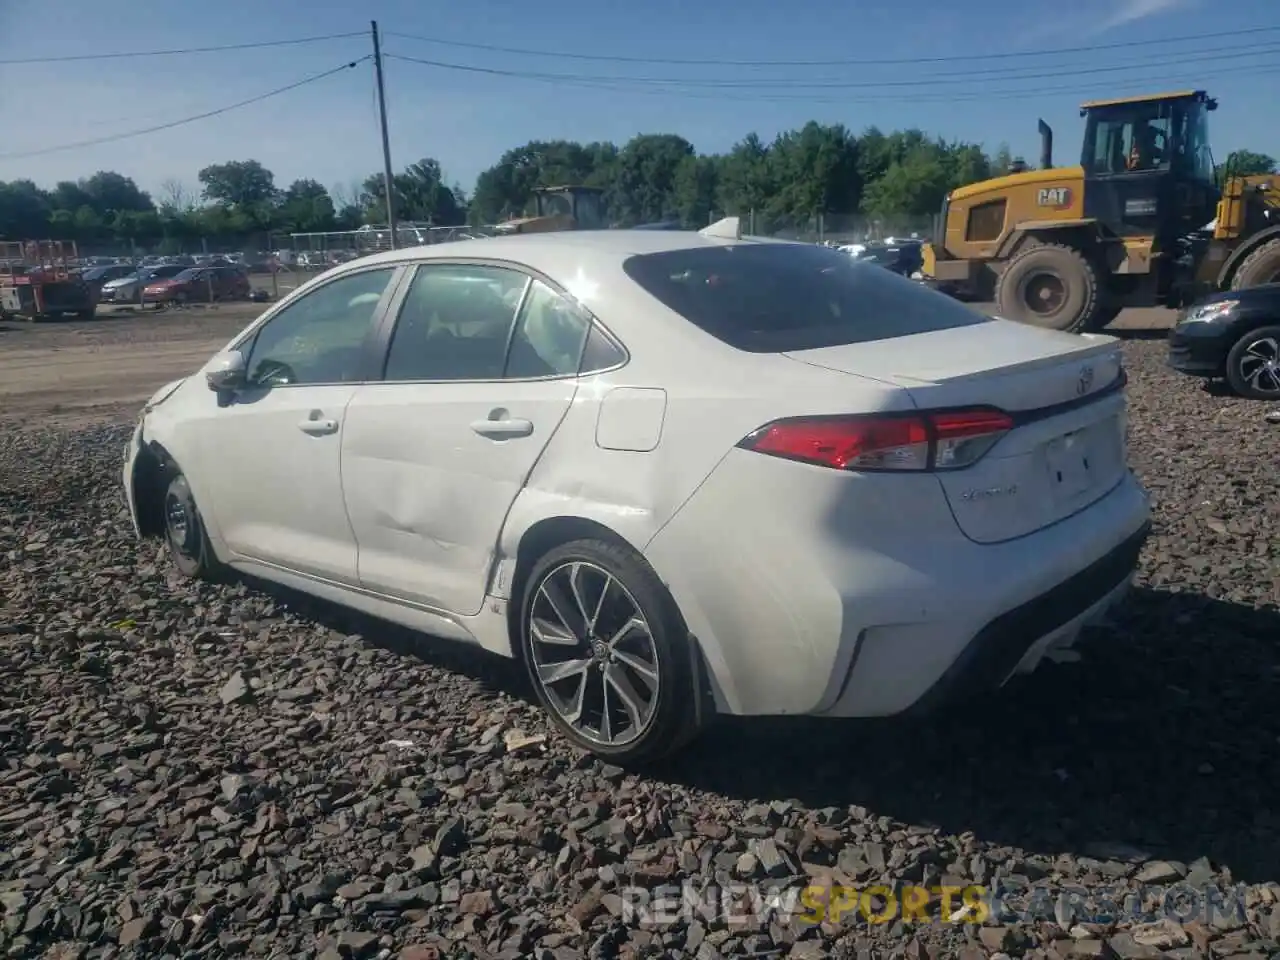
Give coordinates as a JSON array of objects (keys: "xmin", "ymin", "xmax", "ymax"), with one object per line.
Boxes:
[
  {"xmin": 360, "ymin": 157, "xmax": 466, "ymax": 226},
  {"xmin": 278, "ymin": 179, "xmax": 336, "ymax": 233},
  {"xmin": 80, "ymin": 171, "xmax": 153, "ymax": 214},
  {"xmin": 608, "ymin": 134, "xmax": 695, "ymax": 225},
  {"xmin": 1219, "ymin": 150, "xmax": 1277, "ymax": 178},
  {"xmin": 765, "ymin": 122, "xmax": 862, "ymax": 223},
  {"xmin": 197, "ymin": 160, "xmax": 278, "ymax": 208},
  {"xmin": 715, "ymin": 133, "xmax": 775, "ymax": 219},
  {"xmin": 672, "ymin": 155, "xmax": 719, "ymax": 227}
]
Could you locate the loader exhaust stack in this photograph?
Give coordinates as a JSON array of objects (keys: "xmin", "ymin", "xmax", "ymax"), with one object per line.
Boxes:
[{"xmin": 1038, "ymin": 119, "xmax": 1053, "ymax": 170}]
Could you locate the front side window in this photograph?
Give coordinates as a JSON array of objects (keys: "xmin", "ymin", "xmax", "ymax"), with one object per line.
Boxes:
[
  {"xmin": 383, "ymin": 264, "xmax": 528, "ymax": 381},
  {"xmin": 1085, "ymin": 103, "xmax": 1174, "ymax": 175},
  {"xmin": 1179, "ymin": 102, "xmax": 1215, "ymax": 183},
  {"xmin": 244, "ymin": 267, "xmax": 396, "ymax": 386}
]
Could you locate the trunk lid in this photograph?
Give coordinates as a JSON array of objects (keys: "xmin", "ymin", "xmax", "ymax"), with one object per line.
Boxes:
[{"xmin": 784, "ymin": 320, "xmax": 1129, "ymax": 544}]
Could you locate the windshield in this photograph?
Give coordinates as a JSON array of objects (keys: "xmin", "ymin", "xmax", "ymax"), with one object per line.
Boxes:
[
  {"xmin": 622, "ymin": 243, "xmax": 989, "ymax": 353},
  {"xmin": 172, "ymin": 268, "xmax": 199, "ymax": 282}
]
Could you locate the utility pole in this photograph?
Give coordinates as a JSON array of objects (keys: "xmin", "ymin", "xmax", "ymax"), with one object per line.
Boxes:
[{"xmin": 371, "ymin": 20, "xmax": 398, "ymax": 248}]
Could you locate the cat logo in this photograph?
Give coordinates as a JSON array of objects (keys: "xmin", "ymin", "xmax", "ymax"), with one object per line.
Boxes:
[{"xmin": 1037, "ymin": 187, "xmax": 1072, "ymax": 209}]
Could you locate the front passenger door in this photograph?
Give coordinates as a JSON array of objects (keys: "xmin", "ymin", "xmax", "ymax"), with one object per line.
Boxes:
[{"xmin": 192, "ymin": 265, "xmax": 402, "ymax": 583}]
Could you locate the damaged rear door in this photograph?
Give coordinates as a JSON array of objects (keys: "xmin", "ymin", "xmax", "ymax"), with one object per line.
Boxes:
[{"xmin": 340, "ymin": 264, "xmax": 586, "ymax": 616}]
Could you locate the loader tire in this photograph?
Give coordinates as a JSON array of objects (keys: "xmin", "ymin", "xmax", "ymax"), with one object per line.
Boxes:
[
  {"xmin": 1230, "ymin": 238, "xmax": 1280, "ymax": 290},
  {"xmin": 1085, "ymin": 301, "xmax": 1124, "ymax": 332},
  {"xmin": 995, "ymin": 242, "xmax": 1102, "ymax": 334}
]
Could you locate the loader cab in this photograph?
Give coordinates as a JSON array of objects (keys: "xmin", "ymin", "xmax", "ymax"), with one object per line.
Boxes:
[
  {"xmin": 534, "ymin": 185, "xmax": 605, "ymax": 229},
  {"xmin": 1079, "ymin": 90, "xmax": 1219, "ymax": 243}
]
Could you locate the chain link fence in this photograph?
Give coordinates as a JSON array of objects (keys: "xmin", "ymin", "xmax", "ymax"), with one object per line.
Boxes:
[
  {"xmin": 70, "ymin": 210, "xmax": 940, "ymax": 271},
  {"xmin": 738, "ymin": 211, "xmax": 939, "ymax": 244}
]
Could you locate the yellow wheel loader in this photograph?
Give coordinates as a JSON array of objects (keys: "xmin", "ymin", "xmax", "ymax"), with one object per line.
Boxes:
[
  {"xmin": 494, "ymin": 185, "xmax": 606, "ymax": 234},
  {"xmin": 922, "ymin": 90, "xmax": 1280, "ymax": 332}
]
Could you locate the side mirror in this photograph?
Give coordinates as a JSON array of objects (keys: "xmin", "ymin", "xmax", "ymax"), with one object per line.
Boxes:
[{"xmin": 206, "ymin": 349, "xmax": 247, "ymax": 392}]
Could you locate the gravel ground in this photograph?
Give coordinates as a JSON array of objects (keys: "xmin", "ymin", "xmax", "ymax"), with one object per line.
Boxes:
[{"xmin": 2, "ymin": 333, "xmax": 1279, "ymax": 959}]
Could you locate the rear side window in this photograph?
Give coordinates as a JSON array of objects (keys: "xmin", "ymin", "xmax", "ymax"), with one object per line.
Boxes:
[{"xmin": 622, "ymin": 243, "xmax": 989, "ymax": 353}]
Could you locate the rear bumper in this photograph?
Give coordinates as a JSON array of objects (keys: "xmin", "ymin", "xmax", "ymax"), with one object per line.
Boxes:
[
  {"xmin": 645, "ymin": 449, "xmax": 1152, "ymax": 718},
  {"xmin": 902, "ymin": 521, "xmax": 1149, "ymax": 716},
  {"xmin": 1167, "ymin": 323, "xmax": 1230, "ymax": 376}
]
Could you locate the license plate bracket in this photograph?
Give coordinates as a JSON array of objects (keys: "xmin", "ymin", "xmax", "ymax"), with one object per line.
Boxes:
[{"xmin": 1046, "ymin": 429, "xmax": 1093, "ymax": 498}]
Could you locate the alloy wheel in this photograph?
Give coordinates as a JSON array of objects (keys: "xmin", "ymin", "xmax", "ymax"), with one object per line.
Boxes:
[
  {"xmin": 526, "ymin": 561, "xmax": 661, "ymax": 747},
  {"xmin": 164, "ymin": 491, "xmax": 195, "ymax": 557},
  {"xmin": 1238, "ymin": 336, "xmax": 1280, "ymax": 396}
]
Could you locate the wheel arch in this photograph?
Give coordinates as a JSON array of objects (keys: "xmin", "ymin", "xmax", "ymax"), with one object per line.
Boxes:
[
  {"xmin": 1216, "ymin": 226, "xmax": 1280, "ymax": 288},
  {"xmin": 996, "ymin": 220, "xmax": 1102, "ymax": 261},
  {"xmin": 1225, "ymin": 322, "xmax": 1280, "ymax": 399},
  {"xmin": 504, "ymin": 515, "xmax": 649, "ymax": 655},
  {"xmin": 132, "ymin": 439, "xmax": 182, "ymax": 538},
  {"xmin": 501, "ymin": 513, "xmax": 716, "ymax": 727}
]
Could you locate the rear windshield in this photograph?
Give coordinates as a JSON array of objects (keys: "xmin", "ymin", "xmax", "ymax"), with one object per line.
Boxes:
[{"xmin": 622, "ymin": 243, "xmax": 989, "ymax": 353}]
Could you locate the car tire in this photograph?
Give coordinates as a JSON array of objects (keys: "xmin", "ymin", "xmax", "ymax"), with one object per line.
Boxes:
[
  {"xmin": 1225, "ymin": 325, "xmax": 1280, "ymax": 400},
  {"xmin": 518, "ymin": 537, "xmax": 704, "ymax": 764},
  {"xmin": 162, "ymin": 473, "xmax": 225, "ymax": 581}
]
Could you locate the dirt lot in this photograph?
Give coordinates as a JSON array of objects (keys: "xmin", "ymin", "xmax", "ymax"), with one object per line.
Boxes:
[
  {"xmin": 0, "ymin": 304, "xmax": 1176, "ymax": 428},
  {"xmin": 0, "ymin": 307, "xmax": 259, "ymax": 427}
]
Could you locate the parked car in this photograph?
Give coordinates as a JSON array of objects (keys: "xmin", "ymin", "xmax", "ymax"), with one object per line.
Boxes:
[
  {"xmin": 1167, "ymin": 284, "xmax": 1280, "ymax": 399},
  {"xmin": 142, "ymin": 266, "xmax": 250, "ymax": 305},
  {"xmin": 80, "ymin": 263, "xmax": 136, "ymax": 293},
  {"xmin": 99, "ymin": 263, "xmax": 188, "ymax": 303},
  {"xmin": 122, "ymin": 223, "xmax": 1151, "ymax": 762},
  {"xmin": 851, "ymin": 241, "xmax": 924, "ymax": 276}
]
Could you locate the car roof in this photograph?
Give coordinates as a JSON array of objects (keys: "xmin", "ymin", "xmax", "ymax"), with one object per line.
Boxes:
[{"xmin": 350, "ymin": 228, "xmax": 802, "ymax": 273}]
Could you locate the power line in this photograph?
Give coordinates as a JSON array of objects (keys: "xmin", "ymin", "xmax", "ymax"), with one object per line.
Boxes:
[
  {"xmin": 385, "ymin": 53, "xmax": 1280, "ymax": 105},
  {"xmin": 0, "ymin": 59, "xmax": 368, "ymax": 160},
  {"xmin": 386, "ymin": 42, "xmax": 1280, "ymax": 90},
  {"xmin": 385, "ymin": 24, "xmax": 1280, "ymax": 67},
  {"xmin": 384, "ymin": 47, "xmax": 1280, "ymax": 94},
  {"xmin": 0, "ymin": 32, "xmax": 366, "ymax": 66},
  {"xmin": 541, "ymin": 64, "xmax": 1280, "ymax": 105}
]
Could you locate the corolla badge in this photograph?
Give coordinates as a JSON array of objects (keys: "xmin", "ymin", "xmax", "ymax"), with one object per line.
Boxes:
[
  {"xmin": 960, "ymin": 484, "xmax": 1018, "ymax": 502},
  {"xmin": 1077, "ymin": 364, "xmax": 1095, "ymax": 396}
]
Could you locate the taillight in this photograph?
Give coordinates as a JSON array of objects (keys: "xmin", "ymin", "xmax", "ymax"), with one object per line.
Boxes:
[{"xmin": 739, "ymin": 408, "xmax": 1014, "ymax": 472}]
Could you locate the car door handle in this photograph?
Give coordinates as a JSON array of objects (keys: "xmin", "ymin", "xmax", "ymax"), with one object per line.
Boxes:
[
  {"xmin": 470, "ymin": 417, "xmax": 534, "ymax": 439},
  {"xmin": 298, "ymin": 418, "xmax": 339, "ymax": 436}
]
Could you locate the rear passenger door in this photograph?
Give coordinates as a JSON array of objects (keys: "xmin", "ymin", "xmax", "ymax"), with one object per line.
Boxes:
[{"xmin": 340, "ymin": 262, "xmax": 597, "ymax": 616}]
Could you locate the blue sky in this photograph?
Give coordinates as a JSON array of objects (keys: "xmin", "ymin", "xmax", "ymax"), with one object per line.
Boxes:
[{"xmin": 1, "ymin": 0, "xmax": 1277, "ymax": 202}]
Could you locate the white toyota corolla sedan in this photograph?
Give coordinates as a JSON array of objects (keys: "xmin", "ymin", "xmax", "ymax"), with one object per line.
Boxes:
[{"xmin": 123, "ymin": 220, "xmax": 1151, "ymax": 763}]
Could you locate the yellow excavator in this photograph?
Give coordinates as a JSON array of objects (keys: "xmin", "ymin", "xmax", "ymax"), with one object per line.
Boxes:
[
  {"xmin": 494, "ymin": 185, "xmax": 607, "ymax": 234},
  {"xmin": 922, "ymin": 90, "xmax": 1280, "ymax": 332}
]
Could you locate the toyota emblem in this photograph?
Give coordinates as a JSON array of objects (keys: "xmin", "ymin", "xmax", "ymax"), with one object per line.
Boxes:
[{"xmin": 1077, "ymin": 365, "xmax": 1095, "ymax": 396}]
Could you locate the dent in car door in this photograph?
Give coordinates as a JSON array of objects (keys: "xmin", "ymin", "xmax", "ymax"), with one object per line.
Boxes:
[
  {"xmin": 342, "ymin": 380, "xmax": 578, "ymax": 614},
  {"xmin": 340, "ymin": 263, "xmax": 587, "ymax": 617}
]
